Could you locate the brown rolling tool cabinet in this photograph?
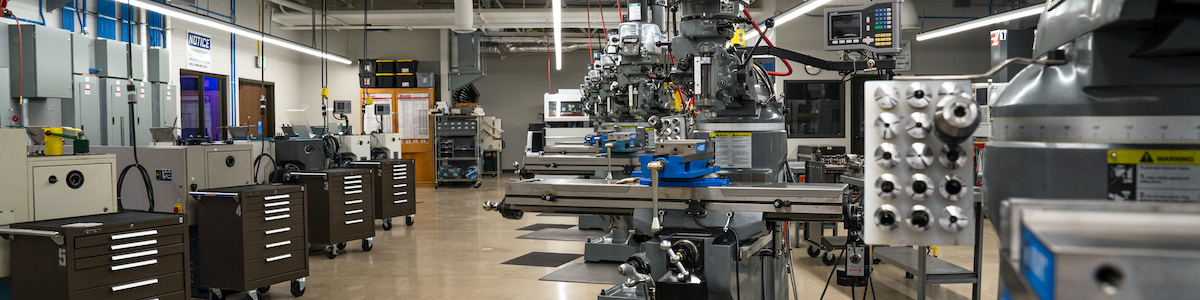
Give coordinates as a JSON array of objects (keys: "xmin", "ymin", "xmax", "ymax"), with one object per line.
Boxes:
[
  {"xmin": 4, "ymin": 211, "xmax": 189, "ymax": 300},
  {"xmin": 349, "ymin": 159, "xmax": 417, "ymax": 229},
  {"xmin": 290, "ymin": 168, "xmax": 377, "ymax": 259},
  {"xmin": 192, "ymin": 185, "xmax": 309, "ymax": 300}
]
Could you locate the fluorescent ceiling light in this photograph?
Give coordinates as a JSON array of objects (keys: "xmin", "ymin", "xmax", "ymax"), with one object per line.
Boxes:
[
  {"xmin": 553, "ymin": 0, "xmax": 563, "ymax": 70},
  {"xmin": 915, "ymin": 5, "xmax": 1042, "ymax": 41},
  {"xmin": 126, "ymin": 0, "xmax": 352, "ymax": 64},
  {"xmin": 744, "ymin": 0, "xmax": 836, "ymax": 40}
]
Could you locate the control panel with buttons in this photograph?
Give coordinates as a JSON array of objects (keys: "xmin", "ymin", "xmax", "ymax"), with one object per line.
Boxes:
[{"xmin": 824, "ymin": 0, "xmax": 902, "ymax": 54}]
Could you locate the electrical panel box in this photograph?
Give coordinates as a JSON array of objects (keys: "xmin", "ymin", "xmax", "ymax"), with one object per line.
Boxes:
[
  {"xmin": 864, "ymin": 80, "xmax": 978, "ymax": 246},
  {"xmin": 370, "ymin": 133, "xmax": 403, "ymax": 160},
  {"xmin": 0, "ymin": 24, "xmax": 8, "ymax": 68},
  {"xmin": 91, "ymin": 145, "xmax": 252, "ymax": 223},
  {"xmin": 98, "ymin": 77, "xmax": 128, "ymax": 145},
  {"xmin": 147, "ymin": 48, "xmax": 170, "ymax": 83},
  {"xmin": 72, "ymin": 74, "xmax": 102, "ymax": 136},
  {"xmin": 134, "ymin": 80, "xmax": 153, "ymax": 145},
  {"xmin": 338, "ymin": 135, "xmax": 372, "ymax": 161},
  {"xmin": 94, "ymin": 39, "xmax": 145, "ymax": 80},
  {"xmin": 26, "ymin": 154, "xmax": 118, "ymax": 221},
  {"xmin": 71, "ymin": 33, "xmax": 92, "ymax": 75},
  {"xmin": 152, "ymin": 82, "xmax": 178, "ymax": 127},
  {"xmin": 9, "ymin": 25, "xmax": 74, "ymax": 98}
]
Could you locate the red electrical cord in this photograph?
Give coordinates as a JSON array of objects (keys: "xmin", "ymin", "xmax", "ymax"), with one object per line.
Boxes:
[
  {"xmin": 616, "ymin": 0, "xmax": 623, "ymax": 21},
  {"xmin": 742, "ymin": 8, "xmax": 793, "ymax": 76}
]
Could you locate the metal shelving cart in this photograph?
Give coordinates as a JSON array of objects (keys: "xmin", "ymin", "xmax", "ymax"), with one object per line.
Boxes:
[{"xmin": 434, "ymin": 115, "xmax": 483, "ymax": 188}]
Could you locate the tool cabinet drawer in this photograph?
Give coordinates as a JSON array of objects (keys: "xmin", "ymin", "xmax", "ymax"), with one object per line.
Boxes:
[
  {"xmin": 243, "ymin": 232, "xmax": 306, "ymax": 262},
  {"xmin": 75, "ymin": 233, "xmax": 185, "ymax": 259},
  {"xmin": 243, "ymin": 204, "xmax": 305, "ymax": 232},
  {"xmin": 75, "ymin": 243, "xmax": 185, "ymax": 270},
  {"xmin": 72, "ymin": 253, "xmax": 185, "ymax": 291},
  {"xmin": 239, "ymin": 191, "xmax": 304, "ymax": 206},
  {"xmin": 73, "ymin": 271, "xmax": 185, "ymax": 300},
  {"xmin": 245, "ymin": 250, "xmax": 306, "ymax": 282},
  {"xmin": 74, "ymin": 225, "xmax": 185, "ymax": 249}
]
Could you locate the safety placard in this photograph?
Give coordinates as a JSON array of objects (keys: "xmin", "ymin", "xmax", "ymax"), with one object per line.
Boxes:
[
  {"xmin": 1107, "ymin": 150, "xmax": 1200, "ymax": 202},
  {"xmin": 710, "ymin": 132, "xmax": 752, "ymax": 169}
]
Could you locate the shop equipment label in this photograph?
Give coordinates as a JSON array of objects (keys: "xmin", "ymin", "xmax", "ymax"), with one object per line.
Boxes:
[
  {"xmin": 1107, "ymin": 150, "xmax": 1200, "ymax": 202},
  {"xmin": 710, "ymin": 132, "xmax": 752, "ymax": 168}
]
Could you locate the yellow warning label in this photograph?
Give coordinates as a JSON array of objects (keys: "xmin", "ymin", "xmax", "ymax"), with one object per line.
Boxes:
[
  {"xmin": 1108, "ymin": 150, "xmax": 1200, "ymax": 165},
  {"xmin": 710, "ymin": 132, "xmax": 752, "ymax": 137}
]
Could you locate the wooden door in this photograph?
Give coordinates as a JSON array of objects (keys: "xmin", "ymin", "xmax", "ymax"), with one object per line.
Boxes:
[
  {"xmin": 238, "ymin": 80, "xmax": 275, "ymax": 137},
  {"xmin": 360, "ymin": 88, "xmax": 436, "ymax": 187}
]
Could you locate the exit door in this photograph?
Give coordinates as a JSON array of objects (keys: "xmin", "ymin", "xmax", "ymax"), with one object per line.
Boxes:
[{"xmin": 237, "ymin": 79, "xmax": 275, "ymax": 137}]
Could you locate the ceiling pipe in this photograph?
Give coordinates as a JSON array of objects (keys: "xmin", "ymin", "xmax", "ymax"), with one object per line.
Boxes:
[
  {"xmin": 454, "ymin": 0, "xmax": 475, "ymax": 32},
  {"xmin": 267, "ymin": 0, "xmax": 352, "ymax": 26},
  {"xmin": 481, "ymin": 43, "xmax": 590, "ymax": 55}
]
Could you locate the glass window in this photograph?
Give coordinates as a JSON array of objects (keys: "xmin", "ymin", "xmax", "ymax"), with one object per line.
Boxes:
[{"xmin": 784, "ymin": 81, "xmax": 844, "ymax": 138}]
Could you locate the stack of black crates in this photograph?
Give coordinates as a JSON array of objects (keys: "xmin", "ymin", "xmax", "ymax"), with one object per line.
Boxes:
[{"xmin": 358, "ymin": 59, "xmax": 424, "ymax": 88}]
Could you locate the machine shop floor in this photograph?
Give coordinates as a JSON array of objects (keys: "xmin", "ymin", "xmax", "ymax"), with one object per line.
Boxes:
[{"xmin": 248, "ymin": 174, "xmax": 1001, "ymax": 300}]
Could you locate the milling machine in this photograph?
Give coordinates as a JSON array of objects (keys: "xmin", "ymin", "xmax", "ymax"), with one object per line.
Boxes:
[{"xmin": 489, "ymin": 0, "xmax": 900, "ymax": 299}]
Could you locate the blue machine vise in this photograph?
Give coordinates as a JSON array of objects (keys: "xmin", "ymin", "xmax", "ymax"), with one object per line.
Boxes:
[{"xmin": 632, "ymin": 140, "xmax": 729, "ymax": 187}]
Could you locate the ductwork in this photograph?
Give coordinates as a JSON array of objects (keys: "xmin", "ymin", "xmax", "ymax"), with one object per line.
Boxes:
[
  {"xmin": 481, "ymin": 43, "xmax": 591, "ymax": 55},
  {"xmin": 454, "ymin": 0, "xmax": 475, "ymax": 33}
]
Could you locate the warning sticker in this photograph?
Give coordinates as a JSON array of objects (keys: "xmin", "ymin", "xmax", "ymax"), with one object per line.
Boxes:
[
  {"xmin": 1107, "ymin": 150, "xmax": 1200, "ymax": 202},
  {"xmin": 710, "ymin": 132, "xmax": 752, "ymax": 169}
]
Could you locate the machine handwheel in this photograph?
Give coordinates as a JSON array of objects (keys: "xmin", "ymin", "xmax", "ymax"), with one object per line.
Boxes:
[
  {"xmin": 336, "ymin": 242, "xmax": 347, "ymax": 250},
  {"xmin": 290, "ymin": 279, "xmax": 306, "ymax": 297},
  {"xmin": 821, "ymin": 251, "xmax": 836, "ymax": 266},
  {"xmin": 473, "ymin": 181, "xmax": 482, "ymax": 188},
  {"xmin": 362, "ymin": 238, "xmax": 374, "ymax": 251},
  {"xmin": 807, "ymin": 246, "xmax": 821, "ymax": 258},
  {"xmin": 382, "ymin": 218, "xmax": 394, "ymax": 230},
  {"xmin": 406, "ymin": 215, "xmax": 415, "ymax": 226},
  {"xmin": 325, "ymin": 246, "xmax": 338, "ymax": 259},
  {"xmin": 256, "ymin": 286, "xmax": 270, "ymax": 294}
]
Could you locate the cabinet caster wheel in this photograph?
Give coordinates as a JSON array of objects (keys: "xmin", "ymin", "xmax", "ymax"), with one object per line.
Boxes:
[
  {"xmin": 326, "ymin": 246, "xmax": 338, "ymax": 259},
  {"xmin": 807, "ymin": 246, "xmax": 821, "ymax": 257},
  {"xmin": 406, "ymin": 215, "xmax": 415, "ymax": 226},
  {"xmin": 382, "ymin": 218, "xmax": 394, "ymax": 230},
  {"xmin": 905, "ymin": 272, "xmax": 914, "ymax": 279},
  {"xmin": 208, "ymin": 289, "xmax": 231, "ymax": 300},
  {"xmin": 256, "ymin": 286, "xmax": 270, "ymax": 294},
  {"xmin": 291, "ymin": 279, "xmax": 306, "ymax": 297},
  {"xmin": 473, "ymin": 181, "xmax": 482, "ymax": 188},
  {"xmin": 362, "ymin": 238, "xmax": 374, "ymax": 252},
  {"xmin": 873, "ymin": 258, "xmax": 882, "ymax": 265},
  {"xmin": 336, "ymin": 242, "xmax": 347, "ymax": 250},
  {"xmin": 245, "ymin": 295, "xmax": 256, "ymax": 300},
  {"xmin": 821, "ymin": 251, "xmax": 836, "ymax": 266}
]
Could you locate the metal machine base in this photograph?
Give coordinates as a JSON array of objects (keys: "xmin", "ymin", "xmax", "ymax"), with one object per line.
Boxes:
[{"xmin": 584, "ymin": 237, "xmax": 639, "ymax": 263}]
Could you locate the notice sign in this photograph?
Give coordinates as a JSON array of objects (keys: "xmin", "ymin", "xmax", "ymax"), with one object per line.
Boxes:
[
  {"xmin": 710, "ymin": 132, "xmax": 753, "ymax": 169},
  {"xmin": 187, "ymin": 31, "xmax": 213, "ymax": 72},
  {"xmin": 1107, "ymin": 150, "xmax": 1200, "ymax": 202}
]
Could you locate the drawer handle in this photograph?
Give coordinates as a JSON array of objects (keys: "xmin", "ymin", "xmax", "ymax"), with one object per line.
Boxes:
[
  {"xmin": 344, "ymin": 175, "xmax": 363, "ymax": 180},
  {"xmin": 265, "ymin": 208, "xmax": 291, "ymax": 215},
  {"xmin": 344, "ymin": 209, "xmax": 364, "ymax": 215},
  {"xmin": 345, "ymin": 219, "xmax": 364, "ymax": 225},
  {"xmin": 264, "ymin": 194, "xmax": 291, "ymax": 201},
  {"xmin": 111, "ymin": 249, "xmax": 158, "ymax": 261},
  {"xmin": 345, "ymin": 200, "xmax": 363, "ymax": 205},
  {"xmin": 111, "ymin": 278, "xmax": 158, "ymax": 292},
  {"xmin": 111, "ymin": 239, "xmax": 157, "ymax": 251},
  {"xmin": 344, "ymin": 190, "xmax": 363, "ymax": 195},
  {"xmin": 344, "ymin": 180, "xmax": 363, "ymax": 185},
  {"xmin": 393, "ymin": 176, "xmax": 408, "ymax": 180},
  {"xmin": 394, "ymin": 199, "xmax": 409, "ymax": 204},
  {"xmin": 264, "ymin": 200, "xmax": 291, "ymax": 208},
  {"xmin": 265, "ymin": 240, "xmax": 292, "ymax": 249},
  {"xmin": 111, "ymin": 259, "xmax": 158, "ymax": 271},
  {"xmin": 393, "ymin": 184, "xmax": 408, "ymax": 188},
  {"xmin": 394, "ymin": 172, "xmax": 409, "ymax": 176},
  {"xmin": 111, "ymin": 230, "xmax": 158, "ymax": 241},
  {"xmin": 344, "ymin": 185, "xmax": 364, "ymax": 190},
  {"xmin": 266, "ymin": 254, "xmax": 292, "ymax": 262},
  {"xmin": 264, "ymin": 214, "xmax": 291, "ymax": 222},
  {"xmin": 265, "ymin": 227, "xmax": 291, "ymax": 235},
  {"xmin": 393, "ymin": 191, "xmax": 409, "ymax": 196}
]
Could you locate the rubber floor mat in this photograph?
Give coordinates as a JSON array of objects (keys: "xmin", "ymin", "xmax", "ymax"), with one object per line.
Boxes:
[
  {"xmin": 502, "ymin": 252, "xmax": 583, "ymax": 267},
  {"xmin": 517, "ymin": 228, "xmax": 606, "ymax": 242},
  {"xmin": 517, "ymin": 223, "xmax": 576, "ymax": 231},
  {"xmin": 539, "ymin": 262, "xmax": 626, "ymax": 285}
]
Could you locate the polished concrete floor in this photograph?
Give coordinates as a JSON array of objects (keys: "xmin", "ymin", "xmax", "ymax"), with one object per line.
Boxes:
[{"xmin": 249, "ymin": 174, "xmax": 1000, "ymax": 300}]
